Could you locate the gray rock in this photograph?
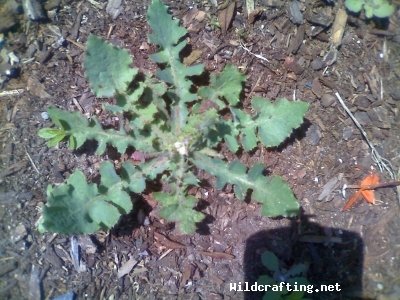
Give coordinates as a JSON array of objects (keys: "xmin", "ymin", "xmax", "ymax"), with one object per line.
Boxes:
[
  {"xmin": 11, "ymin": 224, "xmax": 27, "ymax": 243},
  {"xmin": 106, "ymin": 0, "xmax": 123, "ymax": 20},
  {"xmin": 306, "ymin": 124, "xmax": 321, "ymax": 145}
]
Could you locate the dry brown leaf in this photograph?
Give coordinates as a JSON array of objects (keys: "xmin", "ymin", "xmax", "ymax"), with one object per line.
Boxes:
[
  {"xmin": 361, "ymin": 174, "xmax": 379, "ymax": 204},
  {"xmin": 198, "ymin": 250, "xmax": 235, "ymax": 260},
  {"xmin": 248, "ymin": 8, "xmax": 262, "ymax": 24},
  {"xmin": 182, "ymin": 8, "xmax": 206, "ymax": 32},
  {"xmin": 195, "ymin": 11, "xmax": 206, "ymax": 22},
  {"xmin": 183, "ymin": 49, "xmax": 202, "ymax": 66},
  {"xmin": 182, "ymin": 7, "xmax": 200, "ymax": 26},
  {"xmin": 342, "ymin": 174, "xmax": 380, "ymax": 212},
  {"xmin": 27, "ymin": 76, "xmax": 51, "ymax": 98},
  {"xmin": 218, "ymin": 2, "xmax": 235, "ymax": 35}
]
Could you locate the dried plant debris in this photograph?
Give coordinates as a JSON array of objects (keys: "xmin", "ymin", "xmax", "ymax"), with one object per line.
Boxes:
[{"xmin": 218, "ymin": 2, "xmax": 236, "ymax": 35}]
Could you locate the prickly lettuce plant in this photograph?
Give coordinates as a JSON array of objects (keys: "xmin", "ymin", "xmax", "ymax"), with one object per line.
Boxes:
[
  {"xmin": 38, "ymin": 0, "xmax": 308, "ymax": 235},
  {"xmin": 258, "ymin": 251, "xmax": 311, "ymax": 300},
  {"xmin": 345, "ymin": 0, "xmax": 395, "ymax": 18}
]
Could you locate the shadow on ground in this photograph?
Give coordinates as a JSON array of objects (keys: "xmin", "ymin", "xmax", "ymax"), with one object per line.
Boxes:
[{"xmin": 242, "ymin": 213, "xmax": 369, "ymax": 300}]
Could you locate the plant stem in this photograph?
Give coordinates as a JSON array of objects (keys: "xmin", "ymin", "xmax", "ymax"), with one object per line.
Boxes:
[{"xmin": 346, "ymin": 181, "xmax": 400, "ymax": 190}]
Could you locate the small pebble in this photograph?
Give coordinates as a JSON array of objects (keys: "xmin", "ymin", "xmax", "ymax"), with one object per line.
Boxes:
[
  {"xmin": 187, "ymin": 254, "xmax": 195, "ymax": 261},
  {"xmin": 41, "ymin": 112, "xmax": 49, "ymax": 120}
]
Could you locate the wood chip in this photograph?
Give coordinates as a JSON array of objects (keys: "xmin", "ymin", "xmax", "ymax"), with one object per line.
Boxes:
[
  {"xmin": 154, "ymin": 232, "xmax": 186, "ymax": 249},
  {"xmin": 28, "ymin": 265, "xmax": 41, "ymax": 300},
  {"xmin": 330, "ymin": 8, "xmax": 348, "ymax": 48},
  {"xmin": 117, "ymin": 257, "xmax": 138, "ymax": 278},
  {"xmin": 317, "ymin": 177, "xmax": 339, "ymax": 201},
  {"xmin": 0, "ymin": 160, "xmax": 28, "ymax": 179},
  {"xmin": 27, "ymin": 76, "xmax": 51, "ymax": 98},
  {"xmin": 312, "ymin": 77, "xmax": 323, "ymax": 99},
  {"xmin": 319, "ymin": 77, "xmax": 337, "ymax": 92},
  {"xmin": 198, "ymin": 250, "xmax": 235, "ymax": 260},
  {"xmin": 180, "ymin": 263, "xmax": 196, "ymax": 288},
  {"xmin": 288, "ymin": 24, "xmax": 304, "ymax": 54}
]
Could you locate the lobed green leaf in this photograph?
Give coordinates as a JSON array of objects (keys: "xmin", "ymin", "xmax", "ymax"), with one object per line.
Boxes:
[
  {"xmin": 345, "ymin": 0, "xmax": 364, "ymax": 13},
  {"xmin": 232, "ymin": 97, "xmax": 308, "ymax": 151},
  {"xmin": 369, "ymin": 0, "xmax": 394, "ymax": 18},
  {"xmin": 192, "ymin": 153, "xmax": 300, "ymax": 217},
  {"xmin": 154, "ymin": 192, "xmax": 204, "ymax": 233},
  {"xmin": 84, "ymin": 35, "xmax": 138, "ymax": 97},
  {"xmin": 41, "ymin": 166, "xmax": 133, "ymax": 234},
  {"xmin": 40, "ymin": 157, "xmax": 172, "ymax": 235},
  {"xmin": 198, "ymin": 64, "xmax": 246, "ymax": 108},
  {"xmin": 147, "ymin": 0, "xmax": 204, "ymax": 131},
  {"xmin": 38, "ymin": 128, "xmax": 65, "ymax": 139},
  {"xmin": 261, "ymin": 251, "xmax": 280, "ymax": 272},
  {"xmin": 43, "ymin": 107, "xmax": 156, "ymax": 154}
]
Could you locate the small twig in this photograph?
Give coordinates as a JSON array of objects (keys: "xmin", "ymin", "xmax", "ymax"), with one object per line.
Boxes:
[
  {"xmin": 346, "ymin": 181, "xmax": 400, "ymax": 190},
  {"xmin": 107, "ymin": 24, "xmax": 115, "ymax": 39},
  {"xmin": 158, "ymin": 249, "xmax": 173, "ymax": 260},
  {"xmin": 246, "ymin": 71, "xmax": 264, "ymax": 102},
  {"xmin": 334, "ymin": 92, "xmax": 394, "ymax": 179},
  {"xmin": 72, "ymin": 97, "xmax": 85, "ymax": 113},
  {"xmin": 65, "ymin": 37, "xmax": 85, "ymax": 50},
  {"xmin": 0, "ymin": 89, "xmax": 24, "ymax": 97},
  {"xmin": 25, "ymin": 148, "xmax": 40, "ymax": 174},
  {"xmin": 239, "ymin": 40, "xmax": 269, "ymax": 62}
]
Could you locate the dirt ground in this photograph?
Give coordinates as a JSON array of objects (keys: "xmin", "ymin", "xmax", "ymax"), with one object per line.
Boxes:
[{"xmin": 1, "ymin": 0, "xmax": 400, "ymax": 299}]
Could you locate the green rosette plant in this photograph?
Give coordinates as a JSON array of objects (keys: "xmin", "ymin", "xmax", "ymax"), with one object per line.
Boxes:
[
  {"xmin": 345, "ymin": 0, "xmax": 395, "ymax": 18},
  {"xmin": 38, "ymin": 0, "xmax": 308, "ymax": 235}
]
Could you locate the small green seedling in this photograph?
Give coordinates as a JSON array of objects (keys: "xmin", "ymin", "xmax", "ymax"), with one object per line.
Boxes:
[
  {"xmin": 345, "ymin": 0, "xmax": 395, "ymax": 18},
  {"xmin": 258, "ymin": 251, "xmax": 311, "ymax": 300},
  {"xmin": 37, "ymin": 0, "xmax": 308, "ymax": 235}
]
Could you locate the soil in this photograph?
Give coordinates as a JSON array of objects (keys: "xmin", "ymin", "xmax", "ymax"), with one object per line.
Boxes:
[{"xmin": 1, "ymin": 0, "xmax": 400, "ymax": 299}]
